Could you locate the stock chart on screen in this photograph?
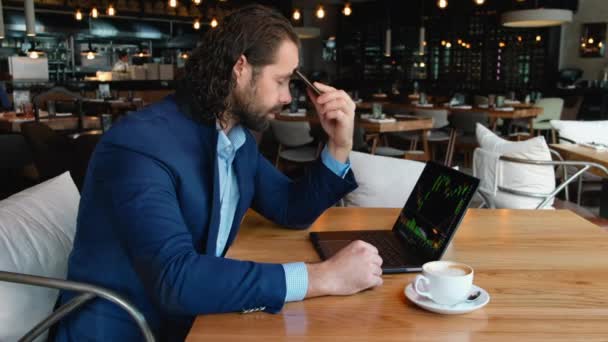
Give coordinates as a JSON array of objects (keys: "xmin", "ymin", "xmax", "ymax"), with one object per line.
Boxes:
[{"xmin": 394, "ymin": 166, "xmax": 477, "ymax": 258}]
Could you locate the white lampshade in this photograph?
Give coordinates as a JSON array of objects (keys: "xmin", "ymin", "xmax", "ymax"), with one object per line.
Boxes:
[{"xmin": 501, "ymin": 8, "xmax": 573, "ymax": 28}]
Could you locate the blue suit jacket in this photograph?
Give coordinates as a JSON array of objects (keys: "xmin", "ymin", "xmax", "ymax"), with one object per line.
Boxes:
[{"xmin": 55, "ymin": 96, "xmax": 357, "ymax": 341}]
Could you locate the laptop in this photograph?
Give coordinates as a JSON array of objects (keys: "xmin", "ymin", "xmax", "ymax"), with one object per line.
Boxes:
[{"xmin": 310, "ymin": 161, "xmax": 480, "ymax": 273}]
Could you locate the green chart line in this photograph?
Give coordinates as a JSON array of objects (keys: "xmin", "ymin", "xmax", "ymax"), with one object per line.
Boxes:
[{"xmin": 417, "ymin": 174, "xmax": 471, "ymax": 213}]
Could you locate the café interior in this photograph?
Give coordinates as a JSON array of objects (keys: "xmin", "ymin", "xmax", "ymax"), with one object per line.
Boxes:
[{"xmin": 0, "ymin": 0, "xmax": 607, "ymax": 341}]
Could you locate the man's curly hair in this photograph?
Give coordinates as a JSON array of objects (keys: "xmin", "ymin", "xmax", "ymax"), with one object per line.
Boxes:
[{"xmin": 183, "ymin": 4, "xmax": 300, "ymax": 126}]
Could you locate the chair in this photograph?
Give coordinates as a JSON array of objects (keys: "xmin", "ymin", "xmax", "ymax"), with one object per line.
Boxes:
[
  {"xmin": 32, "ymin": 87, "xmax": 84, "ymax": 133},
  {"xmin": 473, "ymin": 124, "xmax": 607, "ymax": 211},
  {"xmin": 343, "ymin": 151, "xmax": 425, "ymax": 207},
  {"xmin": 475, "ymin": 150, "xmax": 607, "ymax": 211},
  {"xmin": 550, "ymin": 119, "xmax": 608, "ymax": 206},
  {"xmin": 560, "ymin": 96, "xmax": 583, "ymax": 121},
  {"xmin": 20, "ymin": 122, "xmax": 102, "ymax": 190},
  {"xmin": 270, "ymin": 120, "xmax": 321, "ymax": 169},
  {"xmin": 0, "ymin": 134, "xmax": 34, "ymax": 198},
  {"xmin": 449, "ymin": 111, "xmax": 489, "ymax": 168},
  {"xmin": 20, "ymin": 121, "xmax": 75, "ymax": 183},
  {"xmin": 0, "ymin": 173, "xmax": 154, "ymax": 342},
  {"xmin": 532, "ymin": 98, "xmax": 565, "ymax": 132},
  {"xmin": 510, "ymin": 98, "xmax": 564, "ymax": 143},
  {"xmin": 367, "ymin": 107, "xmax": 422, "ymax": 159},
  {"xmin": 414, "ymin": 108, "xmax": 454, "ymax": 165}
]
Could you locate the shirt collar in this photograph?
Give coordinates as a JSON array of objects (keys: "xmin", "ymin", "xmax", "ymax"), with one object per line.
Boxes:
[{"xmin": 216, "ymin": 122, "xmax": 246, "ymax": 160}]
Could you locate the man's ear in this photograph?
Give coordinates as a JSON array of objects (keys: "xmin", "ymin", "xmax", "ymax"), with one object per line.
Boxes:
[{"xmin": 233, "ymin": 54, "xmax": 250, "ymax": 85}]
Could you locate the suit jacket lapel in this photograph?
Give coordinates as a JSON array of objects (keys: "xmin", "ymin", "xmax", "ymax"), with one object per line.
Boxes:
[
  {"xmin": 201, "ymin": 131, "xmax": 221, "ymax": 255},
  {"xmin": 174, "ymin": 89, "xmax": 222, "ymax": 256}
]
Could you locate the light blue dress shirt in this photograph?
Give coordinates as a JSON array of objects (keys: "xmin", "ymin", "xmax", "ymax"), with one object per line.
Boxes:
[{"xmin": 216, "ymin": 124, "xmax": 350, "ymax": 302}]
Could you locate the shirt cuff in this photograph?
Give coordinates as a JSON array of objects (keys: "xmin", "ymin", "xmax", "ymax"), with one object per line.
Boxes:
[
  {"xmin": 321, "ymin": 146, "xmax": 351, "ymax": 178},
  {"xmin": 282, "ymin": 262, "xmax": 308, "ymax": 302}
]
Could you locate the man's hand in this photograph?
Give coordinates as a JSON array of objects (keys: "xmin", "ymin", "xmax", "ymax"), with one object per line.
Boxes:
[
  {"xmin": 307, "ymin": 83, "xmax": 356, "ymax": 163},
  {"xmin": 305, "ymin": 240, "xmax": 383, "ymax": 298}
]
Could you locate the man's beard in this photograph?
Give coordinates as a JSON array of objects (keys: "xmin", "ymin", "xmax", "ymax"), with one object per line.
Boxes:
[{"xmin": 230, "ymin": 82, "xmax": 283, "ymax": 132}]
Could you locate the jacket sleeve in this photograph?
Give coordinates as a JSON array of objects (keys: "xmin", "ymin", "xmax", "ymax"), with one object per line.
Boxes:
[
  {"xmin": 102, "ymin": 145, "xmax": 287, "ymax": 316},
  {"xmin": 251, "ymin": 152, "xmax": 358, "ymax": 229}
]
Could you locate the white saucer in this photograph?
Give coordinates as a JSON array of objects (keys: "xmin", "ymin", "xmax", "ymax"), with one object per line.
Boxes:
[{"xmin": 404, "ymin": 284, "xmax": 490, "ymax": 315}]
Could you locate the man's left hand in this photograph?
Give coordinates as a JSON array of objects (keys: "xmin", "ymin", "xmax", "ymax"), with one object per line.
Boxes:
[{"xmin": 307, "ymin": 82, "xmax": 355, "ymax": 163}]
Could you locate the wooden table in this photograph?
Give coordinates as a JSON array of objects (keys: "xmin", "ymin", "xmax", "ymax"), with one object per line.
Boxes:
[
  {"xmin": 356, "ymin": 102, "xmax": 543, "ymax": 134},
  {"xmin": 187, "ymin": 208, "xmax": 608, "ymax": 342},
  {"xmin": 274, "ymin": 113, "xmax": 434, "ymax": 160},
  {"xmin": 552, "ymin": 143, "xmax": 608, "ymax": 218},
  {"xmin": 0, "ymin": 113, "xmax": 100, "ymax": 133}
]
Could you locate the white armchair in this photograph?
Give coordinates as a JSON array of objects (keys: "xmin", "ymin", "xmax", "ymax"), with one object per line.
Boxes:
[{"xmin": 0, "ymin": 173, "xmax": 153, "ymax": 342}]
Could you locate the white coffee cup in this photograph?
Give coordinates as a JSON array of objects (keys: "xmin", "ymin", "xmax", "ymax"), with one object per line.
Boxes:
[{"xmin": 414, "ymin": 261, "xmax": 474, "ymax": 305}]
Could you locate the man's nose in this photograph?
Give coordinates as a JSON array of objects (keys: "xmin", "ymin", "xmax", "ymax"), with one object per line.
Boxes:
[{"xmin": 279, "ymin": 89, "xmax": 292, "ymax": 105}]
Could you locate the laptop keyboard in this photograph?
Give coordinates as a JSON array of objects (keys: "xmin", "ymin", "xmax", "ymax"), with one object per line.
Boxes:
[{"xmin": 358, "ymin": 231, "xmax": 409, "ymax": 267}]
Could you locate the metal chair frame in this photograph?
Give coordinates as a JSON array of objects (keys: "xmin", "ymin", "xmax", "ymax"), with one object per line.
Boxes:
[
  {"xmin": 478, "ymin": 149, "xmax": 608, "ymax": 210},
  {"xmin": 0, "ymin": 271, "xmax": 155, "ymax": 342}
]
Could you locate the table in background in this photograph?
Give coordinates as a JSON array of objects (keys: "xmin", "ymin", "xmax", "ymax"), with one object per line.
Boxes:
[
  {"xmin": 552, "ymin": 143, "xmax": 608, "ymax": 218},
  {"xmin": 356, "ymin": 102, "xmax": 543, "ymax": 134},
  {"xmin": 275, "ymin": 113, "xmax": 434, "ymax": 160},
  {"xmin": 0, "ymin": 112, "xmax": 100, "ymax": 133},
  {"xmin": 187, "ymin": 207, "xmax": 608, "ymax": 341}
]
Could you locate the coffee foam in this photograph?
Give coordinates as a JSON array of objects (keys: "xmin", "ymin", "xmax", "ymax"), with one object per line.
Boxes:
[{"xmin": 429, "ymin": 264, "xmax": 471, "ymax": 277}]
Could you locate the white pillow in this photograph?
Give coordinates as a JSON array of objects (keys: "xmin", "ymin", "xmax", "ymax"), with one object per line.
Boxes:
[
  {"xmin": 0, "ymin": 172, "xmax": 79, "ymax": 341},
  {"xmin": 344, "ymin": 151, "xmax": 425, "ymax": 208},
  {"xmin": 475, "ymin": 124, "xmax": 555, "ymax": 209},
  {"xmin": 550, "ymin": 120, "xmax": 608, "ymax": 145}
]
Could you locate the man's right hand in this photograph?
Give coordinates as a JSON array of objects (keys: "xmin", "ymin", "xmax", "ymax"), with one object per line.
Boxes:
[{"xmin": 305, "ymin": 240, "xmax": 383, "ymax": 298}]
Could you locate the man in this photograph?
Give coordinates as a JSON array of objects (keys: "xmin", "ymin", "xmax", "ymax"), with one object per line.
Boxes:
[
  {"xmin": 112, "ymin": 50, "xmax": 129, "ymax": 72},
  {"xmin": 55, "ymin": 5, "xmax": 382, "ymax": 341}
]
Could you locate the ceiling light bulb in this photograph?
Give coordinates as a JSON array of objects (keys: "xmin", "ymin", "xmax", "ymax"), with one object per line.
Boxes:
[
  {"xmin": 474, "ymin": 0, "xmax": 485, "ymax": 5},
  {"xmin": 169, "ymin": 0, "xmax": 177, "ymax": 8},
  {"xmin": 441, "ymin": 40, "xmax": 446, "ymax": 46},
  {"xmin": 588, "ymin": 37, "xmax": 594, "ymax": 44},
  {"xmin": 194, "ymin": 0, "xmax": 201, "ymax": 4},
  {"xmin": 343, "ymin": 3, "xmax": 352, "ymax": 16},
  {"xmin": 292, "ymin": 9, "xmax": 301, "ymax": 21},
  {"xmin": 107, "ymin": 5, "xmax": 116, "ymax": 16},
  {"xmin": 446, "ymin": 42, "xmax": 452, "ymax": 48},
  {"xmin": 316, "ymin": 5, "xmax": 325, "ymax": 19},
  {"xmin": 536, "ymin": 35, "xmax": 542, "ymax": 42},
  {"xmin": 87, "ymin": 51, "xmax": 95, "ymax": 60},
  {"xmin": 181, "ymin": 53, "xmax": 189, "ymax": 59},
  {"xmin": 91, "ymin": 7, "xmax": 99, "ymax": 18},
  {"xmin": 438, "ymin": 0, "xmax": 448, "ymax": 9},
  {"xmin": 193, "ymin": 19, "xmax": 201, "ymax": 30},
  {"xmin": 75, "ymin": 9, "xmax": 83, "ymax": 20},
  {"xmin": 211, "ymin": 17, "xmax": 218, "ymax": 28}
]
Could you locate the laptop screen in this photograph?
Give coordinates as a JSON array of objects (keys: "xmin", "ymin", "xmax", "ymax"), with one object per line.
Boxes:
[{"xmin": 392, "ymin": 162, "xmax": 480, "ymax": 261}]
